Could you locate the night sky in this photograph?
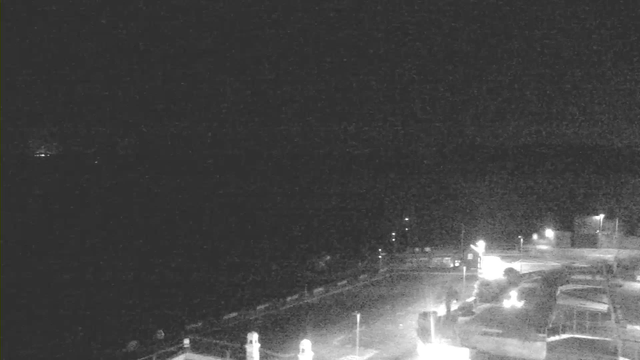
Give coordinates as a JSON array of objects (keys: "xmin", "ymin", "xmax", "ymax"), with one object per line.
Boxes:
[{"xmin": 3, "ymin": 0, "xmax": 640, "ymax": 357}]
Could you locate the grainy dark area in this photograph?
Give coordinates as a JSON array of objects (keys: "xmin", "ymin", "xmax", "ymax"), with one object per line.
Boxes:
[{"xmin": 2, "ymin": 0, "xmax": 639, "ymax": 358}]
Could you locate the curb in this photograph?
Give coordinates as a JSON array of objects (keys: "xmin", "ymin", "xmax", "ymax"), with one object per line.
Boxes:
[
  {"xmin": 222, "ymin": 312, "xmax": 238, "ymax": 320},
  {"xmin": 256, "ymin": 303, "xmax": 270, "ymax": 311},
  {"xmin": 220, "ymin": 271, "xmax": 384, "ymax": 324},
  {"xmin": 192, "ymin": 266, "xmax": 394, "ymax": 334}
]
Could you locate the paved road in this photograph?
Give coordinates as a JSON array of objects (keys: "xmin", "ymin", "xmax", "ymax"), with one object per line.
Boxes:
[{"xmin": 195, "ymin": 270, "xmax": 475, "ymax": 360}]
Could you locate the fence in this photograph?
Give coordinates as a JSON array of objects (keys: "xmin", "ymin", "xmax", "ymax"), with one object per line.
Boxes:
[
  {"xmin": 547, "ymin": 307, "xmax": 640, "ymax": 360},
  {"xmin": 134, "ymin": 333, "xmax": 313, "ymax": 360},
  {"xmin": 132, "ymin": 265, "xmax": 393, "ymax": 360}
]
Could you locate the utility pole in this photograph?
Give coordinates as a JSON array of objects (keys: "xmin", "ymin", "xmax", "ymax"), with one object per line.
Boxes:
[
  {"xmin": 614, "ymin": 216, "xmax": 620, "ymax": 273},
  {"xmin": 460, "ymin": 224, "xmax": 465, "ymax": 261}
]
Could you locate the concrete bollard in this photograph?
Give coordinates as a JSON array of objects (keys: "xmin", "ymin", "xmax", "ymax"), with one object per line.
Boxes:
[
  {"xmin": 183, "ymin": 338, "xmax": 191, "ymax": 353},
  {"xmin": 245, "ymin": 332, "xmax": 260, "ymax": 360},
  {"xmin": 298, "ymin": 339, "xmax": 313, "ymax": 360}
]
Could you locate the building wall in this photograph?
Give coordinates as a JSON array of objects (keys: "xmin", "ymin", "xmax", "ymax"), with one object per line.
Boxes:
[
  {"xmin": 572, "ymin": 233, "xmax": 598, "ymax": 249},
  {"xmin": 555, "ymin": 231, "xmax": 572, "ymax": 248},
  {"xmin": 574, "ymin": 216, "xmax": 600, "ymax": 235}
]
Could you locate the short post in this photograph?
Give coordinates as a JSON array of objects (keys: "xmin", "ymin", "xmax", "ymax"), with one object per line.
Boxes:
[
  {"xmin": 586, "ymin": 312, "xmax": 590, "ymax": 333},
  {"xmin": 462, "ymin": 266, "xmax": 467, "ymax": 296},
  {"xmin": 573, "ymin": 309, "xmax": 577, "ymax": 333},
  {"xmin": 246, "ymin": 332, "xmax": 260, "ymax": 360},
  {"xmin": 298, "ymin": 339, "xmax": 313, "ymax": 360},
  {"xmin": 355, "ymin": 312, "xmax": 361, "ymax": 357},
  {"xmin": 183, "ymin": 338, "xmax": 191, "ymax": 353},
  {"xmin": 430, "ymin": 311, "xmax": 437, "ymax": 344}
]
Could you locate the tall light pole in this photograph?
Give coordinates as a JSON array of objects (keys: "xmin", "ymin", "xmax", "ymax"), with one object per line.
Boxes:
[
  {"xmin": 460, "ymin": 224, "xmax": 465, "ymax": 262},
  {"xmin": 470, "ymin": 240, "xmax": 486, "ymax": 270},
  {"xmin": 598, "ymin": 214, "xmax": 605, "ymax": 232},
  {"xmin": 404, "ymin": 217, "xmax": 410, "ymax": 247},
  {"xmin": 519, "ymin": 236, "xmax": 524, "ymax": 252}
]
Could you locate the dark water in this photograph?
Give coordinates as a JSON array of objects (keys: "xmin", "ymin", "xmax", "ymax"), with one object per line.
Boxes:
[
  {"xmin": 2, "ymin": 156, "xmax": 380, "ymax": 359},
  {"xmin": 4, "ymin": 240, "xmax": 369, "ymax": 360}
]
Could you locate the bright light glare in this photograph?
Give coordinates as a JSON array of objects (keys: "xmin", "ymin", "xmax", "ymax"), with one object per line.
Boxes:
[
  {"xmin": 405, "ymin": 217, "xmax": 410, "ymax": 221},
  {"xmin": 470, "ymin": 240, "xmax": 486, "ymax": 255},
  {"xmin": 598, "ymin": 214, "xmax": 605, "ymax": 219},
  {"xmin": 532, "ymin": 233, "xmax": 538, "ymax": 240},
  {"xmin": 503, "ymin": 290, "xmax": 525, "ymax": 308},
  {"xmin": 417, "ymin": 342, "xmax": 470, "ymax": 360},
  {"xmin": 480, "ymin": 256, "xmax": 508, "ymax": 280},
  {"xmin": 545, "ymin": 228, "xmax": 554, "ymax": 238}
]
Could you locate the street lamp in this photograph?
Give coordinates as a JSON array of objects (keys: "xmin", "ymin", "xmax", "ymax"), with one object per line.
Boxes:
[
  {"xmin": 518, "ymin": 236, "xmax": 524, "ymax": 252},
  {"xmin": 476, "ymin": 240, "xmax": 486, "ymax": 254},
  {"xmin": 532, "ymin": 233, "xmax": 538, "ymax": 241},
  {"xmin": 597, "ymin": 214, "xmax": 605, "ymax": 232},
  {"xmin": 545, "ymin": 228, "xmax": 555, "ymax": 239},
  {"xmin": 470, "ymin": 240, "xmax": 486, "ymax": 270}
]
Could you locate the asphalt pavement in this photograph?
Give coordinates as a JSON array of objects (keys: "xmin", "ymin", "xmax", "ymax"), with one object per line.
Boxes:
[{"xmin": 195, "ymin": 270, "xmax": 474, "ymax": 360}]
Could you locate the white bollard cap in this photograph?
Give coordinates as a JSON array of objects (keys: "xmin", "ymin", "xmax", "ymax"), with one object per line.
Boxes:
[
  {"xmin": 298, "ymin": 339, "xmax": 313, "ymax": 360},
  {"xmin": 299, "ymin": 339, "xmax": 312, "ymax": 353},
  {"xmin": 247, "ymin": 332, "xmax": 259, "ymax": 344},
  {"xmin": 183, "ymin": 338, "xmax": 190, "ymax": 348}
]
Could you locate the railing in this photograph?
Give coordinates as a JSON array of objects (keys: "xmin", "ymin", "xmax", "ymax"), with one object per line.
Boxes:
[
  {"xmin": 547, "ymin": 308, "xmax": 640, "ymax": 360},
  {"xmin": 134, "ymin": 342, "xmax": 186, "ymax": 360},
  {"xmin": 130, "ymin": 264, "xmax": 395, "ymax": 360},
  {"xmin": 486, "ymin": 244, "xmax": 521, "ymax": 253},
  {"xmin": 134, "ymin": 337, "xmax": 242, "ymax": 360}
]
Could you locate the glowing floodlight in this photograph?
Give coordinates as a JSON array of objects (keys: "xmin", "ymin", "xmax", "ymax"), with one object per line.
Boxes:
[
  {"xmin": 544, "ymin": 228, "xmax": 555, "ymax": 239},
  {"xmin": 503, "ymin": 290, "xmax": 525, "ymax": 308},
  {"xmin": 480, "ymin": 256, "xmax": 508, "ymax": 280}
]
